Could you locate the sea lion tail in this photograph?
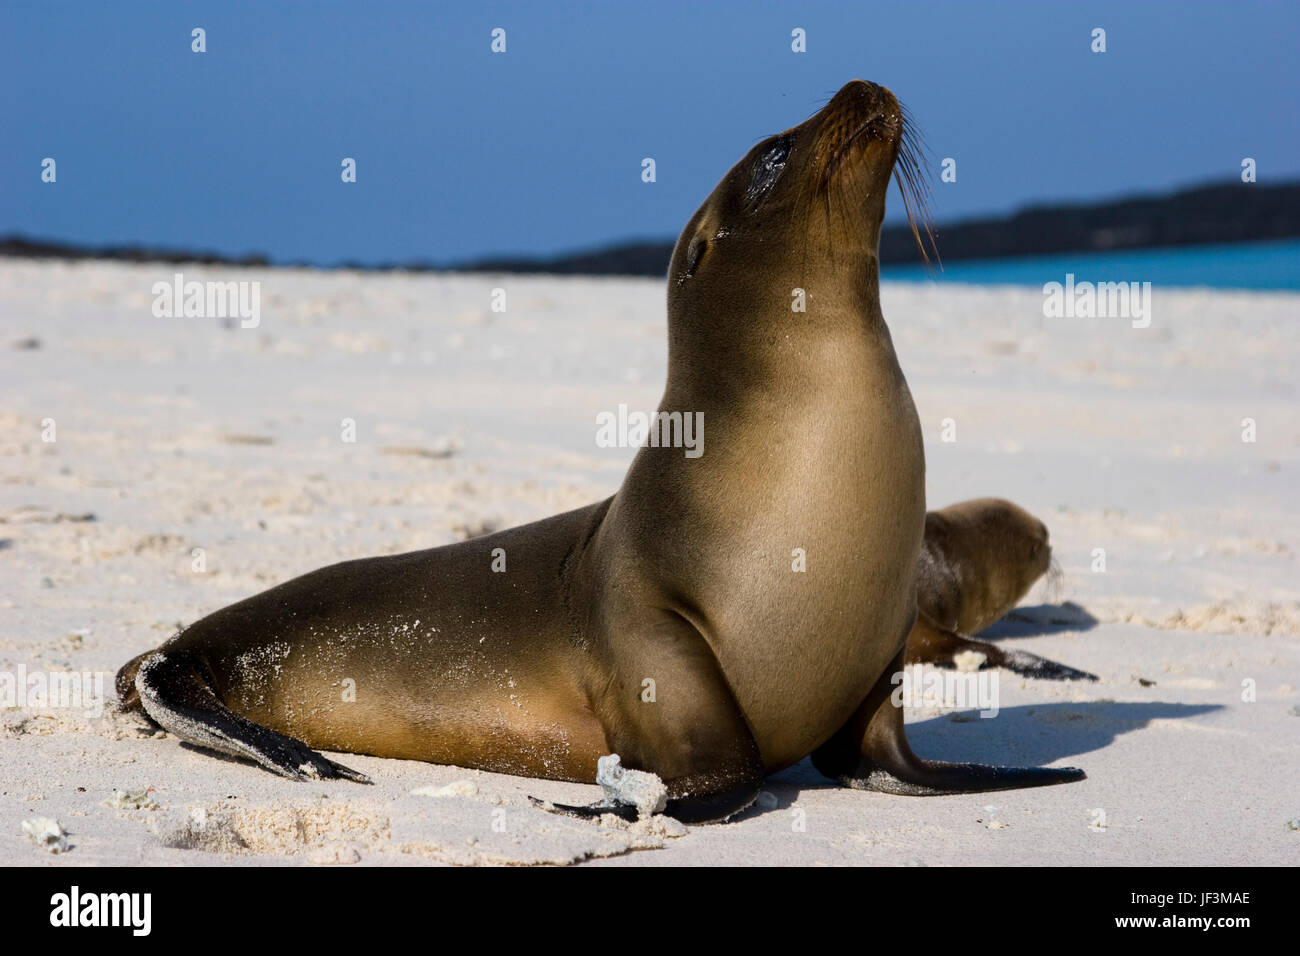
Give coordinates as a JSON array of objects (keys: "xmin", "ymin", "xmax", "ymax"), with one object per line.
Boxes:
[{"xmin": 133, "ymin": 649, "xmax": 372, "ymax": 784}]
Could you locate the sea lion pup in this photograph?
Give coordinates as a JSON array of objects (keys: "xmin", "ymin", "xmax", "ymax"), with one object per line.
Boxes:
[
  {"xmin": 906, "ymin": 498, "xmax": 1097, "ymax": 681},
  {"xmin": 117, "ymin": 80, "xmax": 1083, "ymax": 822}
]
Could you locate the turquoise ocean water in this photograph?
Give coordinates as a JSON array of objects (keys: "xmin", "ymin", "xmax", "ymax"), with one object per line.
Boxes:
[{"xmin": 880, "ymin": 238, "xmax": 1300, "ymax": 291}]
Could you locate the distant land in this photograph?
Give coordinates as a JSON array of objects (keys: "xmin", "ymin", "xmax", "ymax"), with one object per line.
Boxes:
[{"xmin": 3, "ymin": 179, "xmax": 1297, "ymax": 277}]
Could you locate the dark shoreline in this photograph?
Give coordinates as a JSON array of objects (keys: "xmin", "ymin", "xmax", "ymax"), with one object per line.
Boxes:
[{"xmin": 3, "ymin": 179, "xmax": 1296, "ymax": 277}]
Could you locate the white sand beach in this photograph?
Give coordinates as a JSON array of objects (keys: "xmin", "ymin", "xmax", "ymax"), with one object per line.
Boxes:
[{"xmin": 1, "ymin": 258, "xmax": 1296, "ymax": 865}]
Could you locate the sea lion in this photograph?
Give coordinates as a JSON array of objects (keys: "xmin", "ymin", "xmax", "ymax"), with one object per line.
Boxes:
[
  {"xmin": 907, "ymin": 498, "xmax": 1097, "ymax": 681},
  {"xmin": 117, "ymin": 79, "xmax": 1083, "ymax": 822}
]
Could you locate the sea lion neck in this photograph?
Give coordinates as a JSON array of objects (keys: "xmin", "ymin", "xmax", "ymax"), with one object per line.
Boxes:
[{"xmin": 660, "ymin": 255, "xmax": 895, "ymax": 409}]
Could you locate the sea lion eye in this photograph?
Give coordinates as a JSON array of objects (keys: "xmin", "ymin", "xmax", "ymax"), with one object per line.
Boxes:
[
  {"xmin": 685, "ymin": 236, "xmax": 707, "ymax": 277},
  {"xmin": 745, "ymin": 135, "xmax": 793, "ymax": 207}
]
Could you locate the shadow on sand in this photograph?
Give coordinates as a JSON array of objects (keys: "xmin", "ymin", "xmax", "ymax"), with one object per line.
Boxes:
[{"xmin": 979, "ymin": 601, "xmax": 1101, "ymax": 640}]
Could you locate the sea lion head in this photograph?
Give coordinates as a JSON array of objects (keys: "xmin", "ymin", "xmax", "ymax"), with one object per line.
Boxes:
[
  {"xmin": 928, "ymin": 498, "xmax": 1054, "ymax": 634},
  {"xmin": 988, "ymin": 499, "xmax": 1053, "ymax": 588},
  {"xmin": 668, "ymin": 79, "xmax": 933, "ymax": 325}
]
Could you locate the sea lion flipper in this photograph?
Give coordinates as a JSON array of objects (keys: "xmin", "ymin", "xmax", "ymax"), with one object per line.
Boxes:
[
  {"xmin": 812, "ymin": 649, "xmax": 1085, "ymax": 795},
  {"xmin": 528, "ymin": 796, "xmax": 640, "ymax": 822},
  {"xmin": 997, "ymin": 649, "xmax": 1099, "ymax": 683},
  {"xmin": 531, "ymin": 784, "xmax": 762, "ymax": 825},
  {"xmin": 839, "ymin": 761, "xmax": 1086, "ymax": 796},
  {"xmin": 134, "ymin": 650, "xmax": 372, "ymax": 784},
  {"xmin": 114, "ymin": 648, "xmax": 155, "ymax": 711},
  {"xmin": 534, "ymin": 613, "xmax": 764, "ymax": 825},
  {"xmin": 907, "ymin": 613, "xmax": 1098, "ymax": 682},
  {"xmin": 906, "ymin": 612, "xmax": 995, "ymax": 668}
]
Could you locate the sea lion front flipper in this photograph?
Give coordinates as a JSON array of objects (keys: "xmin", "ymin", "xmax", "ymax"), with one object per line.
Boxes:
[
  {"xmin": 134, "ymin": 650, "xmax": 372, "ymax": 784},
  {"xmin": 533, "ymin": 773, "xmax": 766, "ymax": 824},
  {"xmin": 534, "ymin": 612, "xmax": 765, "ymax": 825},
  {"xmin": 527, "ymin": 796, "xmax": 640, "ymax": 822},
  {"xmin": 812, "ymin": 648, "xmax": 1085, "ymax": 795},
  {"xmin": 907, "ymin": 612, "xmax": 1098, "ymax": 682}
]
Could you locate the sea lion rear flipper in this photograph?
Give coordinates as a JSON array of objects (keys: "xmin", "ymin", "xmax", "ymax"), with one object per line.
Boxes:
[
  {"xmin": 134, "ymin": 650, "xmax": 371, "ymax": 784},
  {"xmin": 812, "ymin": 648, "xmax": 1085, "ymax": 795},
  {"xmin": 907, "ymin": 612, "xmax": 1098, "ymax": 682}
]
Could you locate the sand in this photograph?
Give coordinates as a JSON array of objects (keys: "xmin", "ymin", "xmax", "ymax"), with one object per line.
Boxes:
[{"xmin": 1, "ymin": 259, "xmax": 1296, "ymax": 865}]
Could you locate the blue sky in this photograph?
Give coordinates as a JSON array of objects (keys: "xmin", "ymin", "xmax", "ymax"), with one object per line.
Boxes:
[{"xmin": 3, "ymin": 0, "xmax": 1297, "ymax": 265}]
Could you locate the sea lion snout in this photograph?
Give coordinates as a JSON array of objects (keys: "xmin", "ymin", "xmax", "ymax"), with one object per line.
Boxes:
[
  {"xmin": 809, "ymin": 78, "xmax": 936, "ymax": 266},
  {"xmin": 1030, "ymin": 534, "xmax": 1052, "ymax": 577},
  {"xmin": 816, "ymin": 79, "xmax": 902, "ymax": 156},
  {"xmin": 1024, "ymin": 516, "xmax": 1052, "ymax": 575},
  {"xmin": 829, "ymin": 78, "xmax": 888, "ymax": 108},
  {"xmin": 989, "ymin": 501, "xmax": 1052, "ymax": 573}
]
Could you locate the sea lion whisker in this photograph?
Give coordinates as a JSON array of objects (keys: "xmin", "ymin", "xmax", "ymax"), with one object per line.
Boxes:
[
  {"xmin": 893, "ymin": 108, "xmax": 940, "ymax": 266},
  {"xmin": 821, "ymin": 112, "xmax": 889, "ymax": 186},
  {"xmin": 1044, "ymin": 556, "xmax": 1066, "ymax": 602}
]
